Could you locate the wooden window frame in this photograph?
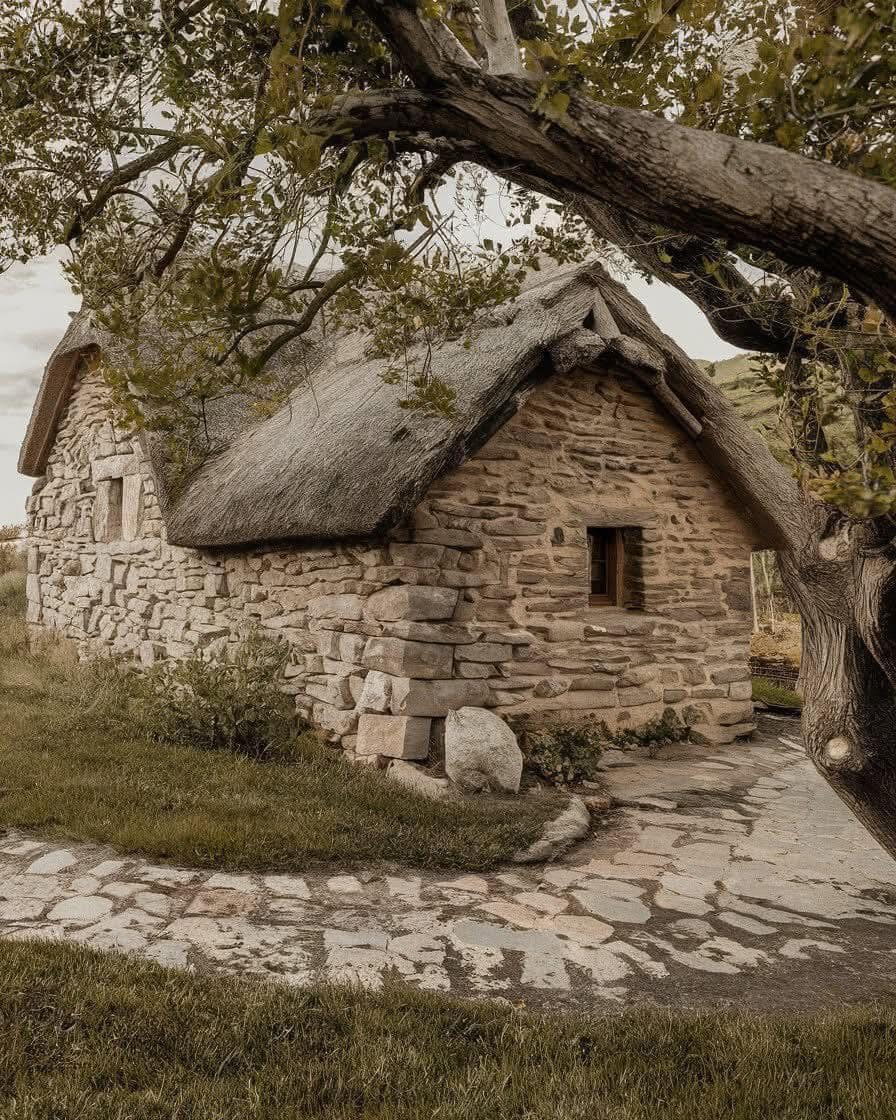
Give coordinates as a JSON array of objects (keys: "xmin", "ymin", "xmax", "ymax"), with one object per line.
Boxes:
[{"xmin": 588, "ymin": 526, "xmax": 625, "ymax": 607}]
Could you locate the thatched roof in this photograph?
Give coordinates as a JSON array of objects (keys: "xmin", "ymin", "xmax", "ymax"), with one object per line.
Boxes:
[{"xmin": 20, "ymin": 259, "xmax": 729, "ymax": 550}]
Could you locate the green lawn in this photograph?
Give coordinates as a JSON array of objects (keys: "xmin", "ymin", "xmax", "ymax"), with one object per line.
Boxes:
[
  {"xmin": 0, "ymin": 576, "xmax": 561, "ymax": 871},
  {"xmin": 752, "ymin": 675, "xmax": 802, "ymax": 711},
  {"xmin": 1, "ymin": 939, "xmax": 894, "ymax": 1119}
]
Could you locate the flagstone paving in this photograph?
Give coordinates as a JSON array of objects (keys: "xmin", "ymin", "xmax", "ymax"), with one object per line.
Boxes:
[{"xmin": 2, "ymin": 715, "xmax": 895, "ymax": 1010}]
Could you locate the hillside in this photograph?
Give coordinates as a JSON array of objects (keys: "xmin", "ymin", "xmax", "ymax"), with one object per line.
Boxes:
[
  {"xmin": 699, "ymin": 355, "xmax": 786, "ymax": 454},
  {"xmin": 698, "ymin": 353, "xmax": 784, "ymax": 436},
  {"xmin": 701, "ymin": 353, "xmax": 855, "ymax": 469}
]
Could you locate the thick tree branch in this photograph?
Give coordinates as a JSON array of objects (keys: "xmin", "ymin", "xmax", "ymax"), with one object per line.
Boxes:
[
  {"xmin": 317, "ymin": 62, "xmax": 896, "ymax": 323},
  {"xmin": 489, "ymin": 176, "xmax": 799, "ymax": 355},
  {"xmin": 64, "ymin": 138, "xmax": 185, "ymax": 243},
  {"xmin": 355, "ymin": 0, "xmax": 476, "ymax": 85}
]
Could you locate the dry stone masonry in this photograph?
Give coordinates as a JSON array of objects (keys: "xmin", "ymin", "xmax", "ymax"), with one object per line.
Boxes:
[{"xmin": 25, "ymin": 358, "xmax": 759, "ymax": 768}]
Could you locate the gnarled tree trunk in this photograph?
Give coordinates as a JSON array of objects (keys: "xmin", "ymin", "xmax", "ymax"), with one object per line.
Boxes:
[{"xmin": 778, "ymin": 530, "xmax": 896, "ymax": 856}]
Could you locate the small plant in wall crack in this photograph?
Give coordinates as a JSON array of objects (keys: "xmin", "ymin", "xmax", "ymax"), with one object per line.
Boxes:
[{"xmin": 610, "ymin": 708, "xmax": 696, "ymax": 760}]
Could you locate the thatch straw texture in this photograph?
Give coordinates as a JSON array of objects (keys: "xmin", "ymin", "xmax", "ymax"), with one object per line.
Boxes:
[{"xmin": 19, "ymin": 260, "xmax": 709, "ymax": 549}]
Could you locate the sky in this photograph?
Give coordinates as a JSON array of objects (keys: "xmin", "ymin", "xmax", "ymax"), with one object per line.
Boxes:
[{"xmin": 0, "ymin": 254, "xmax": 743, "ymax": 526}]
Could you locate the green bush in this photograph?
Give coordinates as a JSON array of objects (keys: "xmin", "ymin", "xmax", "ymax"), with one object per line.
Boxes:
[
  {"xmin": 522, "ymin": 708, "xmax": 693, "ymax": 785},
  {"xmin": 136, "ymin": 636, "xmax": 304, "ymax": 761},
  {"xmin": 607, "ymin": 708, "xmax": 693, "ymax": 755},
  {"xmin": 522, "ymin": 719, "xmax": 605, "ymax": 786}
]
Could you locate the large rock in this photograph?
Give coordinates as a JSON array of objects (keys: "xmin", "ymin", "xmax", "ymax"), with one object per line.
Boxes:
[
  {"xmin": 391, "ymin": 677, "xmax": 491, "ymax": 717},
  {"xmin": 380, "ymin": 620, "xmax": 479, "ymax": 645},
  {"xmin": 512, "ymin": 796, "xmax": 591, "ymax": 863},
  {"xmin": 307, "ymin": 594, "xmax": 364, "ymax": 620},
  {"xmin": 313, "ymin": 703, "xmax": 359, "ymax": 739},
  {"xmin": 444, "ymin": 707, "xmax": 522, "ymax": 794},
  {"xmin": 386, "ymin": 760, "xmax": 450, "ymax": 800},
  {"xmin": 357, "ymin": 670, "xmax": 394, "ymax": 713}
]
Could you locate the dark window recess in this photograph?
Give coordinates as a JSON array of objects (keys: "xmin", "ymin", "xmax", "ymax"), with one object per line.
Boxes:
[
  {"xmin": 107, "ymin": 477, "xmax": 124, "ymax": 541},
  {"xmin": 587, "ymin": 526, "xmax": 645, "ymax": 608}
]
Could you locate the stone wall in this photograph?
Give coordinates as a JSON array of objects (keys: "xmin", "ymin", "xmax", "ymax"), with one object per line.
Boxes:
[{"xmin": 25, "ymin": 360, "xmax": 759, "ymax": 761}]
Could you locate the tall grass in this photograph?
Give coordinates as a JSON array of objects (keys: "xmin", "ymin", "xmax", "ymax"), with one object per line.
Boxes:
[
  {"xmin": 0, "ymin": 938, "xmax": 893, "ymax": 1120},
  {"xmin": 752, "ymin": 676, "xmax": 802, "ymax": 710}
]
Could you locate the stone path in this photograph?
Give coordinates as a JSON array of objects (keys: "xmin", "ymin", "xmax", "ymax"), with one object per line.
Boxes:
[{"xmin": 2, "ymin": 715, "xmax": 895, "ymax": 1010}]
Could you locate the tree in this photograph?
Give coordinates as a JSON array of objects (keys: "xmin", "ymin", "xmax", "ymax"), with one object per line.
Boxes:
[{"xmin": 3, "ymin": 0, "xmax": 896, "ymax": 854}]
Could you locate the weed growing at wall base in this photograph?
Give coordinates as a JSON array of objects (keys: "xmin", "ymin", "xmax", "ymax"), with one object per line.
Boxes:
[{"xmin": 521, "ymin": 708, "xmax": 693, "ymax": 786}]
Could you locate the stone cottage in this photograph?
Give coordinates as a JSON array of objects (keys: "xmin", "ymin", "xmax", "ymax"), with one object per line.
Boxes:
[{"xmin": 18, "ymin": 260, "xmax": 760, "ymax": 771}]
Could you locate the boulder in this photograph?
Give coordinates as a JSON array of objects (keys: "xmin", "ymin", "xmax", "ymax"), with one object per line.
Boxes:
[{"xmin": 444, "ymin": 707, "xmax": 522, "ymax": 794}]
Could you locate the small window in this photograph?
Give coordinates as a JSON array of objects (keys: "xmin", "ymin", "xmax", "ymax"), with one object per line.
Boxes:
[
  {"xmin": 588, "ymin": 527, "xmax": 623, "ymax": 605},
  {"xmin": 106, "ymin": 478, "xmax": 124, "ymax": 541}
]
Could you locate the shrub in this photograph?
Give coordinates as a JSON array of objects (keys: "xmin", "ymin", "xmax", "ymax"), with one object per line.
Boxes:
[
  {"xmin": 522, "ymin": 719, "xmax": 605, "ymax": 786},
  {"xmin": 136, "ymin": 636, "xmax": 304, "ymax": 761},
  {"xmin": 522, "ymin": 708, "xmax": 694, "ymax": 785},
  {"xmin": 606, "ymin": 708, "xmax": 693, "ymax": 758}
]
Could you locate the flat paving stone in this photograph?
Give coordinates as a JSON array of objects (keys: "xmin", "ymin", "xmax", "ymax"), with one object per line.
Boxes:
[
  {"xmin": 1, "ymin": 841, "xmax": 44, "ymax": 856},
  {"xmin": 25, "ymin": 850, "xmax": 77, "ymax": 875},
  {"xmin": 0, "ymin": 715, "xmax": 894, "ymax": 1011},
  {"xmin": 46, "ymin": 896, "xmax": 114, "ymax": 924},
  {"xmin": 263, "ymin": 875, "xmax": 310, "ymax": 899}
]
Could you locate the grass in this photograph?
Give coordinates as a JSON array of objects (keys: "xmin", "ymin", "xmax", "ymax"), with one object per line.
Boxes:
[
  {"xmin": 0, "ymin": 573, "xmax": 561, "ymax": 871},
  {"xmin": 1, "ymin": 939, "xmax": 895, "ymax": 1120},
  {"xmin": 751, "ymin": 613, "xmax": 802, "ymax": 667},
  {"xmin": 752, "ymin": 676, "xmax": 802, "ymax": 711}
]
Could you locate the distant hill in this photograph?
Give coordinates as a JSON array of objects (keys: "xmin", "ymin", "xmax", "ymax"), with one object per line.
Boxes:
[
  {"xmin": 698, "ymin": 354, "xmax": 789, "ymax": 459},
  {"xmin": 699, "ymin": 353, "xmax": 854, "ymax": 468}
]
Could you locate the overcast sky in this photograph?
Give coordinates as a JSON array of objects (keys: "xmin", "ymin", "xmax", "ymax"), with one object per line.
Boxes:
[{"xmin": 0, "ymin": 254, "xmax": 743, "ymax": 526}]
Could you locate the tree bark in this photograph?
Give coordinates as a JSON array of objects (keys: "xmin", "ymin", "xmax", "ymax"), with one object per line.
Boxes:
[
  {"xmin": 322, "ymin": 71, "xmax": 896, "ymax": 322},
  {"xmin": 779, "ymin": 541, "xmax": 896, "ymax": 858},
  {"xmin": 569, "ymin": 200, "xmax": 798, "ymax": 356}
]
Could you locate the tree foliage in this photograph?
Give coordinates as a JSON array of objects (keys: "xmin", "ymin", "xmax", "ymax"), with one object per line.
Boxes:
[{"xmin": 0, "ymin": 0, "xmax": 894, "ymax": 508}]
